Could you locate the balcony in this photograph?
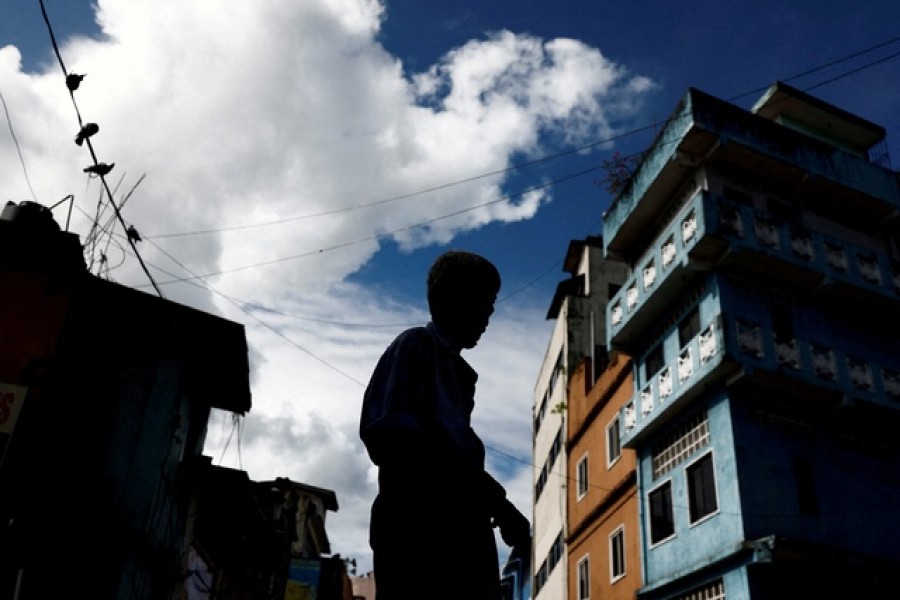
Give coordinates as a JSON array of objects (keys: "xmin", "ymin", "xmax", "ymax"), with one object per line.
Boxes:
[
  {"xmin": 607, "ymin": 190, "xmax": 900, "ymax": 351},
  {"xmin": 712, "ymin": 198, "xmax": 900, "ymax": 308},
  {"xmin": 603, "ymin": 88, "xmax": 900, "ymax": 260},
  {"xmin": 621, "ymin": 313, "xmax": 900, "ymax": 447},
  {"xmin": 607, "ymin": 191, "xmax": 724, "ymax": 350},
  {"xmin": 622, "ymin": 317, "xmax": 731, "ymax": 447}
]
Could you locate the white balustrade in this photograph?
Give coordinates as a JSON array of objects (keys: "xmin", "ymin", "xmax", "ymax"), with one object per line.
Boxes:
[
  {"xmin": 641, "ymin": 386, "xmax": 654, "ymax": 415},
  {"xmin": 643, "ymin": 261, "xmax": 657, "ymax": 290},
  {"xmin": 658, "ymin": 367, "xmax": 673, "ymax": 400},
  {"xmin": 775, "ymin": 339, "xmax": 801, "ymax": 370},
  {"xmin": 678, "ymin": 347, "xmax": 694, "ymax": 383},
  {"xmin": 661, "ymin": 238, "xmax": 677, "ymax": 269},
  {"xmin": 736, "ymin": 321, "xmax": 764, "ymax": 358},
  {"xmin": 626, "ymin": 284, "xmax": 639, "ymax": 310},
  {"xmin": 682, "ymin": 211, "xmax": 697, "ymax": 243},
  {"xmin": 611, "ymin": 302, "xmax": 623, "ymax": 326},
  {"xmin": 699, "ymin": 325, "xmax": 717, "ymax": 364}
]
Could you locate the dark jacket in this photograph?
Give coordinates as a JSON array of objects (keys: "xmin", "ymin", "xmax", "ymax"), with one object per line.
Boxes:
[{"xmin": 360, "ymin": 323, "xmax": 506, "ymax": 600}]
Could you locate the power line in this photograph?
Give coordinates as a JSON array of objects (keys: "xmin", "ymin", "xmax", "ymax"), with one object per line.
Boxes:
[
  {"xmin": 145, "ymin": 236, "xmax": 367, "ymax": 386},
  {"xmin": 144, "ymin": 37, "xmax": 900, "ymax": 292},
  {"xmin": 144, "ymin": 164, "xmax": 601, "ymax": 288},
  {"xmin": 141, "ymin": 33, "xmax": 900, "ymax": 242},
  {"xmin": 38, "ymin": 0, "xmax": 164, "ymax": 298},
  {"xmin": 0, "ymin": 89, "xmax": 39, "ymax": 203}
]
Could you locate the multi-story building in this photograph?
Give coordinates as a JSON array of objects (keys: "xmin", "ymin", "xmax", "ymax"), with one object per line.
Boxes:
[
  {"xmin": 602, "ymin": 81, "xmax": 900, "ymax": 598},
  {"xmin": 566, "ymin": 351, "xmax": 640, "ymax": 600},
  {"xmin": 532, "ymin": 237, "xmax": 627, "ymax": 600}
]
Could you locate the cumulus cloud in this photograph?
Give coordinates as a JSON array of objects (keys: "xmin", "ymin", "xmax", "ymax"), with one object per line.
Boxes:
[{"xmin": 0, "ymin": 0, "xmax": 653, "ymax": 573}]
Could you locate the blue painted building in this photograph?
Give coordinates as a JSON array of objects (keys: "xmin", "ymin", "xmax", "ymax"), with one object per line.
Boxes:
[{"xmin": 602, "ymin": 83, "xmax": 900, "ymax": 598}]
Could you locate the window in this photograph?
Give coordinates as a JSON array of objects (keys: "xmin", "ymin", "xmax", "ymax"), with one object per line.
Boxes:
[
  {"xmin": 687, "ymin": 452, "xmax": 718, "ymax": 523},
  {"xmin": 534, "ymin": 393, "xmax": 548, "ymax": 436},
  {"xmin": 645, "ymin": 344, "xmax": 665, "ymax": 381},
  {"xmin": 648, "ymin": 481, "xmax": 675, "ymax": 544},
  {"xmin": 592, "ymin": 344, "xmax": 609, "ymax": 383},
  {"xmin": 606, "ymin": 416, "xmax": 621, "ymax": 467},
  {"xmin": 609, "ymin": 526, "xmax": 625, "ymax": 582},
  {"xmin": 549, "ymin": 350, "xmax": 564, "ymax": 393},
  {"xmin": 533, "ymin": 531, "xmax": 564, "ymax": 596},
  {"xmin": 577, "ymin": 555, "xmax": 590, "ymax": 600},
  {"xmin": 535, "ymin": 428, "xmax": 563, "ymax": 501},
  {"xmin": 678, "ymin": 306, "xmax": 701, "ymax": 349},
  {"xmin": 576, "ymin": 454, "xmax": 589, "ymax": 500}
]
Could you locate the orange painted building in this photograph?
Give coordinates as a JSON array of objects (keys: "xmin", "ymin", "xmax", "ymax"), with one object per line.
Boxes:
[{"xmin": 566, "ymin": 353, "xmax": 640, "ymax": 600}]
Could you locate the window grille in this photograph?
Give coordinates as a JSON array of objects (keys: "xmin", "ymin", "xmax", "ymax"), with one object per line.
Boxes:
[
  {"xmin": 651, "ymin": 411, "xmax": 709, "ymax": 479},
  {"xmin": 673, "ymin": 579, "xmax": 725, "ymax": 600}
]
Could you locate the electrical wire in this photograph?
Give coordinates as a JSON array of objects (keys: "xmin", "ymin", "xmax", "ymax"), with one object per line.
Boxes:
[
  {"xmin": 0, "ymin": 89, "xmax": 38, "ymax": 203},
  {"xmin": 140, "ymin": 33, "xmax": 900, "ymax": 242},
  {"xmin": 38, "ymin": 0, "xmax": 164, "ymax": 298},
  {"xmin": 144, "ymin": 236, "xmax": 367, "ymax": 386},
  {"xmin": 144, "ymin": 164, "xmax": 601, "ymax": 288}
]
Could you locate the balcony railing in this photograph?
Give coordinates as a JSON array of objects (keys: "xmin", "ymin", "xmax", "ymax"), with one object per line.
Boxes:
[
  {"xmin": 719, "ymin": 200, "xmax": 900, "ymax": 298},
  {"xmin": 608, "ymin": 194, "xmax": 711, "ymax": 345},
  {"xmin": 620, "ymin": 313, "xmax": 900, "ymax": 447},
  {"xmin": 622, "ymin": 318, "xmax": 725, "ymax": 445},
  {"xmin": 603, "ymin": 88, "xmax": 900, "ymax": 259},
  {"xmin": 608, "ymin": 190, "xmax": 900, "ymax": 350}
]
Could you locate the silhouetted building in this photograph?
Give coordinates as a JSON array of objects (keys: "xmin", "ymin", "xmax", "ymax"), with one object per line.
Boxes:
[{"xmin": 0, "ymin": 201, "xmax": 251, "ymax": 598}]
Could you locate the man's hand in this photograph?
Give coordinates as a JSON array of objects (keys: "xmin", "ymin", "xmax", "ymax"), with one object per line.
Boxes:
[{"xmin": 492, "ymin": 499, "xmax": 531, "ymax": 549}]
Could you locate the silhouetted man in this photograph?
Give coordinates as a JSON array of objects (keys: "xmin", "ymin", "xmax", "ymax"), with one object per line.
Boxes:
[{"xmin": 360, "ymin": 250, "xmax": 531, "ymax": 600}]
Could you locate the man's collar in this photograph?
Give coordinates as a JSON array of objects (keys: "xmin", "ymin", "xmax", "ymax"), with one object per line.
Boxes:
[{"xmin": 426, "ymin": 321, "xmax": 459, "ymax": 353}]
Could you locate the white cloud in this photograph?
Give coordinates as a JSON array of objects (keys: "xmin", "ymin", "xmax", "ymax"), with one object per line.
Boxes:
[{"xmin": 0, "ymin": 0, "xmax": 653, "ymax": 575}]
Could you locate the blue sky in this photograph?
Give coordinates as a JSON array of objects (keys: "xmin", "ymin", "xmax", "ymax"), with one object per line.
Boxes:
[{"xmin": 3, "ymin": 0, "xmax": 899, "ymax": 573}]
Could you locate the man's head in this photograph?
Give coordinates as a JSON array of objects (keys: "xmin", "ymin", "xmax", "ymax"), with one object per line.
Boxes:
[{"xmin": 427, "ymin": 250, "xmax": 501, "ymax": 349}]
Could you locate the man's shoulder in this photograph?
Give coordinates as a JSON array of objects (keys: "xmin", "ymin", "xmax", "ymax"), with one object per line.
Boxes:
[{"xmin": 388, "ymin": 326, "xmax": 432, "ymax": 352}]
